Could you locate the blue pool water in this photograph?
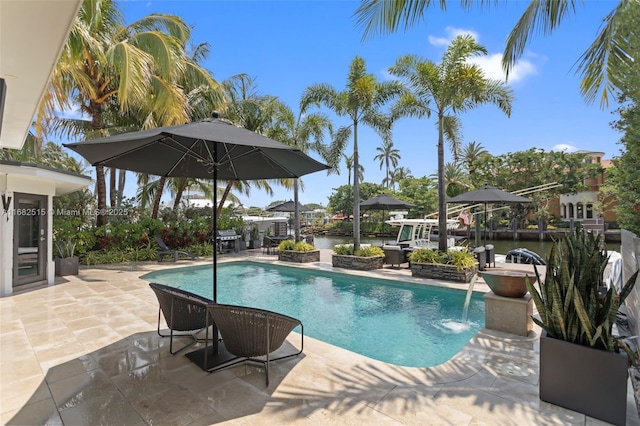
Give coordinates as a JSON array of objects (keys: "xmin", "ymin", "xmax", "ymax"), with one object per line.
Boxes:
[{"xmin": 141, "ymin": 262, "xmax": 485, "ymax": 367}]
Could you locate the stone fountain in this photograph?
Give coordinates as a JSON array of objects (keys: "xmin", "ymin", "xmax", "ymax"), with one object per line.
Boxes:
[{"xmin": 479, "ymin": 268, "xmax": 537, "ymax": 336}]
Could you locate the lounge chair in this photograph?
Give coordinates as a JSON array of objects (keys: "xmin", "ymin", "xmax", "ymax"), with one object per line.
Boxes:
[
  {"xmin": 149, "ymin": 283, "xmax": 211, "ymax": 354},
  {"xmin": 155, "ymin": 236, "xmax": 197, "ymax": 262},
  {"xmin": 205, "ymin": 304, "xmax": 304, "ymax": 386}
]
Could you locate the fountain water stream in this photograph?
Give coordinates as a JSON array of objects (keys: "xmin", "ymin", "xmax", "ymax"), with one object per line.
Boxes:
[{"xmin": 462, "ymin": 274, "xmax": 478, "ymax": 322}]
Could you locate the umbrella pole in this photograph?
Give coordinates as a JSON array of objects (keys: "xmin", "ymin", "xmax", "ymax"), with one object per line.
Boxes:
[{"xmin": 213, "ymin": 165, "xmax": 218, "ymax": 303}]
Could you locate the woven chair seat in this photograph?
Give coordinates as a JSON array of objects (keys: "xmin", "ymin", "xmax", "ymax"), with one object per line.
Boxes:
[
  {"xmin": 149, "ymin": 283, "xmax": 211, "ymax": 354},
  {"xmin": 206, "ymin": 304, "xmax": 303, "ymax": 386}
]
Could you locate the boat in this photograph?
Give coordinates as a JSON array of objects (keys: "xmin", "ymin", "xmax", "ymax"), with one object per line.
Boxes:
[{"xmin": 384, "ymin": 218, "xmax": 461, "ymax": 250}]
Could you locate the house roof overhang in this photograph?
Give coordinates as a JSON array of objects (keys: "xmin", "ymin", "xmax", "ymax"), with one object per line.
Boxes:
[
  {"xmin": 0, "ymin": 160, "xmax": 91, "ymax": 195},
  {"xmin": 0, "ymin": 0, "xmax": 82, "ymax": 149}
]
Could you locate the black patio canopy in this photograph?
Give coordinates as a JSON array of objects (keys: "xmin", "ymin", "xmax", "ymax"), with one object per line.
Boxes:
[
  {"xmin": 360, "ymin": 194, "xmax": 415, "ymax": 210},
  {"xmin": 65, "ymin": 115, "xmax": 330, "ymax": 370},
  {"xmin": 446, "ymin": 184, "xmax": 533, "ymax": 205},
  {"xmin": 64, "ymin": 115, "xmax": 330, "ymax": 302},
  {"xmin": 267, "ymin": 200, "xmax": 312, "ymax": 213},
  {"xmin": 64, "ymin": 117, "xmax": 328, "ymax": 180},
  {"xmin": 446, "ymin": 184, "xmax": 533, "ymax": 245}
]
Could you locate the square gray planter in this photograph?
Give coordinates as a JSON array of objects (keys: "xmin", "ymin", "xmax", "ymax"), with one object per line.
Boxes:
[
  {"xmin": 539, "ymin": 331, "xmax": 628, "ymax": 425},
  {"xmin": 55, "ymin": 256, "xmax": 79, "ymax": 276}
]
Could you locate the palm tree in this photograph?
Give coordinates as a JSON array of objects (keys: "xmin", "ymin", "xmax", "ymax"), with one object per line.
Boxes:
[
  {"xmin": 43, "ymin": 0, "xmax": 221, "ymax": 226},
  {"xmin": 354, "ymin": 0, "xmax": 637, "ymax": 107},
  {"xmin": 440, "ymin": 161, "xmax": 471, "ymax": 198},
  {"xmin": 217, "ymin": 74, "xmax": 288, "ymax": 216},
  {"xmin": 389, "ymin": 35, "xmax": 514, "ymax": 251},
  {"xmin": 304, "ymin": 56, "xmax": 404, "ymax": 248},
  {"xmin": 374, "ymin": 138, "xmax": 401, "ymax": 189},
  {"xmin": 266, "ymin": 99, "xmax": 335, "ymax": 241},
  {"xmin": 343, "ymin": 154, "xmax": 365, "ymax": 187},
  {"xmin": 388, "ymin": 166, "xmax": 413, "ymax": 191},
  {"xmin": 460, "ymin": 141, "xmax": 489, "ymax": 174}
]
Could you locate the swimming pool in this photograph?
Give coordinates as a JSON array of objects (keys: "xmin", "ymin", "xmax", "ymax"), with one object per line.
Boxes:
[{"xmin": 141, "ymin": 262, "xmax": 485, "ymax": 367}]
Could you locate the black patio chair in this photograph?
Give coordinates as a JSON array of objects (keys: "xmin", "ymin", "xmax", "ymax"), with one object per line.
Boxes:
[
  {"xmin": 155, "ymin": 236, "xmax": 197, "ymax": 262},
  {"xmin": 262, "ymin": 236, "xmax": 278, "ymax": 255},
  {"xmin": 382, "ymin": 245, "xmax": 406, "ymax": 268},
  {"xmin": 205, "ymin": 304, "xmax": 304, "ymax": 386},
  {"xmin": 149, "ymin": 283, "xmax": 212, "ymax": 355}
]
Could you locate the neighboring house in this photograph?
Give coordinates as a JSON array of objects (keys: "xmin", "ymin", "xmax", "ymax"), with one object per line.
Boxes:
[
  {"xmin": 0, "ymin": 1, "xmax": 86, "ymax": 296},
  {"xmin": 557, "ymin": 151, "xmax": 617, "ymax": 223}
]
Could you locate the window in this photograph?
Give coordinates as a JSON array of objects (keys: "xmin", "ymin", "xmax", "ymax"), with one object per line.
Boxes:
[
  {"xmin": 577, "ymin": 203, "xmax": 584, "ymax": 219},
  {"xmin": 586, "ymin": 204, "xmax": 593, "ymax": 219}
]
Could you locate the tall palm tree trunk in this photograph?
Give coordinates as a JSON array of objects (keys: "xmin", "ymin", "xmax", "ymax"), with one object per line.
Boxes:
[
  {"xmin": 89, "ymin": 102, "xmax": 108, "ymax": 227},
  {"xmin": 173, "ymin": 187, "xmax": 186, "ymax": 210},
  {"xmin": 437, "ymin": 113, "xmax": 447, "ymax": 252},
  {"xmin": 353, "ymin": 121, "xmax": 361, "ymax": 249},
  {"xmin": 151, "ymin": 176, "xmax": 166, "ymax": 219},
  {"xmin": 118, "ymin": 169, "xmax": 126, "ymax": 207},
  {"xmin": 293, "ymin": 179, "xmax": 301, "ymax": 242},
  {"xmin": 217, "ymin": 182, "xmax": 233, "ymax": 216},
  {"xmin": 109, "ymin": 167, "xmax": 117, "ymax": 207}
]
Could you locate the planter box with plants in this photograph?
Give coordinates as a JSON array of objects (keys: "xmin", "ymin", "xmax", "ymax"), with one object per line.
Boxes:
[
  {"xmin": 235, "ymin": 226, "xmax": 247, "ymax": 251},
  {"xmin": 248, "ymin": 226, "xmax": 261, "ymax": 249},
  {"xmin": 527, "ymin": 228, "xmax": 639, "ymax": 426},
  {"xmin": 332, "ymin": 245, "xmax": 384, "ymax": 270},
  {"xmin": 54, "ymin": 238, "xmax": 79, "ymax": 277},
  {"xmin": 409, "ymin": 248, "xmax": 477, "ymax": 283},
  {"xmin": 277, "ymin": 240, "xmax": 320, "ymax": 263}
]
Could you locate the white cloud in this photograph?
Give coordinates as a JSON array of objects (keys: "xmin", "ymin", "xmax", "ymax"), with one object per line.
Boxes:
[
  {"xmin": 468, "ymin": 53, "xmax": 537, "ymax": 83},
  {"xmin": 428, "ymin": 26, "xmax": 479, "ymax": 47},
  {"xmin": 552, "ymin": 144, "xmax": 578, "ymax": 152},
  {"xmin": 379, "ymin": 69, "xmax": 394, "ymax": 81}
]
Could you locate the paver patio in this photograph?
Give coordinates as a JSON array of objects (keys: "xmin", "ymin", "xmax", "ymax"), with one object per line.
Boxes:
[{"xmin": 1, "ymin": 249, "xmax": 638, "ymax": 425}]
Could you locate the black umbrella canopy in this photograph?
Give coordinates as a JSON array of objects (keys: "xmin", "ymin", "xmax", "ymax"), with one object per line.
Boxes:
[
  {"xmin": 64, "ymin": 118, "xmax": 329, "ymax": 180},
  {"xmin": 64, "ymin": 117, "xmax": 329, "ymax": 305},
  {"xmin": 267, "ymin": 200, "xmax": 312, "ymax": 212},
  {"xmin": 360, "ymin": 194, "xmax": 415, "ymax": 210},
  {"xmin": 446, "ymin": 185, "xmax": 533, "ymax": 204}
]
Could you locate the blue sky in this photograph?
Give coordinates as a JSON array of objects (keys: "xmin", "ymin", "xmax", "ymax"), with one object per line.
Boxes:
[{"xmin": 110, "ymin": 0, "xmax": 621, "ymax": 209}]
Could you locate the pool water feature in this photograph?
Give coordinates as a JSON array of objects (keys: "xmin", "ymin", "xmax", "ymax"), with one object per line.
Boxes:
[{"xmin": 141, "ymin": 262, "xmax": 485, "ymax": 367}]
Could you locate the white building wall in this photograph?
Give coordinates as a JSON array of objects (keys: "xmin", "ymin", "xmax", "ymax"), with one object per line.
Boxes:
[
  {"xmin": 559, "ymin": 191, "xmax": 598, "ymax": 219},
  {"xmin": 0, "ymin": 173, "xmax": 57, "ymax": 296}
]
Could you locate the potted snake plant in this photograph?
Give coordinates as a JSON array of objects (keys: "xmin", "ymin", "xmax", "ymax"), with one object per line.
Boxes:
[{"xmin": 527, "ymin": 227, "xmax": 638, "ymax": 425}]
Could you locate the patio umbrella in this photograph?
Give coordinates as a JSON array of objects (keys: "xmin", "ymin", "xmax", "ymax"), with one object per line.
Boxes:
[
  {"xmin": 360, "ymin": 194, "xmax": 414, "ymax": 243},
  {"xmin": 65, "ymin": 116, "xmax": 329, "ymax": 369},
  {"xmin": 266, "ymin": 199, "xmax": 312, "ymax": 212},
  {"xmin": 360, "ymin": 194, "xmax": 415, "ymax": 210},
  {"xmin": 266, "ymin": 200, "xmax": 311, "ymax": 236},
  {"xmin": 64, "ymin": 115, "xmax": 329, "ymax": 302},
  {"xmin": 446, "ymin": 184, "xmax": 532, "ymax": 245}
]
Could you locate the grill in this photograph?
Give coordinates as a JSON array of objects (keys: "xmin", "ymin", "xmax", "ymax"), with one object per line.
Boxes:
[{"xmin": 216, "ymin": 230, "xmax": 240, "ymax": 253}]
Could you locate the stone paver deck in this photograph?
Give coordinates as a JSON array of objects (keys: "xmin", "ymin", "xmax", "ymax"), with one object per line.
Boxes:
[{"xmin": 1, "ymin": 249, "xmax": 638, "ymax": 425}]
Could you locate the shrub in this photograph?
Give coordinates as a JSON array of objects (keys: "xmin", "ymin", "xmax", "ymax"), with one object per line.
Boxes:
[
  {"xmin": 333, "ymin": 244, "xmax": 383, "ymax": 257},
  {"xmin": 278, "ymin": 240, "xmax": 296, "ymax": 251},
  {"xmin": 410, "ymin": 248, "xmax": 476, "ymax": 271},
  {"xmin": 333, "ymin": 244, "xmax": 353, "ymax": 255},
  {"xmin": 293, "ymin": 242, "xmax": 315, "ymax": 251},
  {"xmin": 355, "ymin": 246, "xmax": 384, "ymax": 257}
]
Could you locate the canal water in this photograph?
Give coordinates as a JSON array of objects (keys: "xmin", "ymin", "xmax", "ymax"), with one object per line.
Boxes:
[{"xmin": 312, "ymin": 235, "xmax": 621, "ymax": 258}]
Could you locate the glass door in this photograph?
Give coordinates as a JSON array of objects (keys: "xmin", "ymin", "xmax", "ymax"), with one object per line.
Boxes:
[{"xmin": 13, "ymin": 194, "xmax": 47, "ymax": 286}]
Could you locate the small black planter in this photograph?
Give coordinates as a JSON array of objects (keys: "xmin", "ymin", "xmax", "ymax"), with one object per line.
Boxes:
[
  {"xmin": 539, "ymin": 331, "xmax": 628, "ymax": 425},
  {"xmin": 55, "ymin": 256, "xmax": 79, "ymax": 276}
]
